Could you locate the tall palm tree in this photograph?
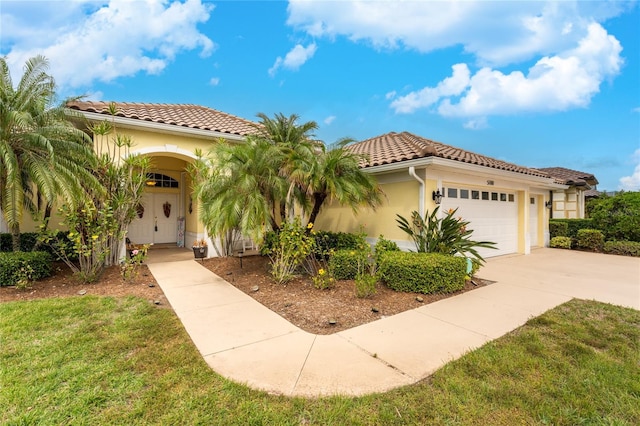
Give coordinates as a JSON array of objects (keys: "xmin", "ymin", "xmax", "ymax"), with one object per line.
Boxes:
[
  {"xmin": 253, "ymin": 113, "xmax": 320, "ymax": 221},
  {"xmin": 0, "ymin": 55, "xmax": 98, "ymax": 250},
  {"xmin": 305, "ymin": 138, "xmax": 383, "ymax": 226}
]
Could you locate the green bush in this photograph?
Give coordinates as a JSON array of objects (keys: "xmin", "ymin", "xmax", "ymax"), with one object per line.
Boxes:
[
  {"xmin": 589, "ymin": 192, "xmax": 640, "ymax": 242},
  {"xmin": 261, "ymin": 230, "xmax": 367, "ymax": 258},
  {"xmin": 576, "ymin": 229, "xmax": 605, "ymax": 252},
  {"xmin": 549, "ymin": 219, "xmax": 594, "ymax": 239},
  {"xmin": 329, "ymin": 249, "xmax": 365, "ymax": 280},
  {"xmin": 550, "ymin": 236, "xmax": 572, "ymax": 249},
  {"xmin": 603, "ymin": 241, "xmax": 640, "ymax": 257},
  {"xmin": 0, "ymin": 232, "xmax": 40, "ymax": 252},
  {"xmin": 549, "ymin": 221, "xmax": 569, "ymax": 239},
  {"xmin": 378, "ymin": 251, "xmax": 466, "ymax": 294},
  {"xmin": 0, "ymin": 251, "xmax": 53, "ymax": 286},
  {"xmin": 374, "ymin": 234, "xmax": 400, "ymax": 263}
]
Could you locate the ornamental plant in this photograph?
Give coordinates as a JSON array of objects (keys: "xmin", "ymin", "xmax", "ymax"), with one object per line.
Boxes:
[
  {"xmin": 396, "ymin": 207, "xmax": 496, "ymax": 264},
  {"xmin": 121, "ymin": 244, "xmax": 150, "ymax": 282},
  {"xmin": 263, "ymin": 218, "xmax": 314, "ymax": 284}
]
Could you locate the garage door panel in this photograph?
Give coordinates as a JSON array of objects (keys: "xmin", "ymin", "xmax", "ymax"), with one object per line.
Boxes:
[{"xmin": 442, "ymin": 188, "xmax": 517, "ymax": 257}]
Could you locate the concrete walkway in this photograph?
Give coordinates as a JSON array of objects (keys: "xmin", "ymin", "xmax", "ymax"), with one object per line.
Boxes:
[{"xmin": 147, "ymin": 249, "xmax": 640, "ymax": 397}]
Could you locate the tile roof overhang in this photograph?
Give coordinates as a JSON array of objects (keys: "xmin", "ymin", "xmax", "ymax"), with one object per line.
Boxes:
[
  {"xmin": 348, "ymin": 131, "xmax": 563, "ymax": 186},
  {"xmin": 66, "ymin": 101, "xmax": 258, "ymax": 141},
  {"xmin": 537, "ymin": 167, "xmax": 599, "ymax": 188}
]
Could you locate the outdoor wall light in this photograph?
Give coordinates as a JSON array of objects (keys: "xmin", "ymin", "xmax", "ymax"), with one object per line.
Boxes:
[
  {"xmin": 432, "ymin": 189, "xmax": 443, "ymax": 205},
  {"xmin": 545, "ymin": 200, "xmax": 553, "ymax": 209}
]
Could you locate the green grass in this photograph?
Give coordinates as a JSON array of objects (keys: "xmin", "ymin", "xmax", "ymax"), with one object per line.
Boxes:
[{"xmin": 1, "ymin": 297, "xmax": 638, "ymax": 425}]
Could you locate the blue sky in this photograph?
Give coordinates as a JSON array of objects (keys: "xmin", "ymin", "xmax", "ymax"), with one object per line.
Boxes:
[{"xmin": 2, "ymin": 0, "xmax": 639, "ymax": 191}]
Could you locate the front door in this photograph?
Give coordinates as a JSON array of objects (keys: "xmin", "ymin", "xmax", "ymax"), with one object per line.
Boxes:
[
  {"xmin": 153, "ymin": 194, "xmax": 178, "ymax": 243},
  {"xmin": 127, "ymin": 193, "xmax": 178, "ymax": 244}
]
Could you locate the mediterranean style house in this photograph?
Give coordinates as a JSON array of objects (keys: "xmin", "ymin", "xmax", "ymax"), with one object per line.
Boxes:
[{"xmin": 3, "ymin": 101, "xmax": 595, "ymax": 258}]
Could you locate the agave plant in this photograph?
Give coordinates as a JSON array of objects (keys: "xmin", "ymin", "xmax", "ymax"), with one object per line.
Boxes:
[{"xmin": 396, "ymin": 207, "xmax": 497, "ymax": 264}]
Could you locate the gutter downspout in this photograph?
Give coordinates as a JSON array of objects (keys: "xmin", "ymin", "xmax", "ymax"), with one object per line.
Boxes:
[{"xmin": 408, "ymin": 166, "xmax": 425, "ymax": 217}]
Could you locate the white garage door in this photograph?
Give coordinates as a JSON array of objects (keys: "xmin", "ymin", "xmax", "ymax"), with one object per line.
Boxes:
[
  {"xmin": 441, "ymin": 187, "xmax": 518, "ymax": 258},
  {"xmin": 529, "ymin": 197, "xmax": 539, "ymax": 247}
]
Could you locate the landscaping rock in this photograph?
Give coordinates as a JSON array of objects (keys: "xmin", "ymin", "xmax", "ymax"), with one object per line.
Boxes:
[
  {"xmin": 416, "ymin": 296, "xmax": 424, "ymax": 303},
  {"xmin": 78, "ymin": 289, "xmax": 87, "ymax": 296},
  {"xmin": 251, "ymin": 285, "xmax": 259, "ymax": 292}
]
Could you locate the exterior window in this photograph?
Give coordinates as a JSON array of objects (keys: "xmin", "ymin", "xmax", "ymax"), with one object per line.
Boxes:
[
  {"xmin": 491, "ymin": 192, "xmax": 498, "ymax": 201},
  {"xmin": 460, "ymin": 189, "xmax": 469, "ymax": 199},
  {"xmin": 482, "ymin": 191, "xmax": 489, "ymax": 200},
  {"xmin": 500, "ymin": 193, "xmax": 507, "ymax": 201},
  {"xmin": 145, "ymin": 173, "xmax": 179, "ymax": 188},
  {"xmin": 447, "ymin": 188, "xmax": 458, "ymax": 198},
  {"xmin": 472, "ymin": 190, "xmax": 480, "ymax": 200},
  {"xmin": 530, "ymin": 197, "xmax": 535, "ymax": 204},
  {"xmin": 508, "ymin": 194, "xmax": 515, "ymax": 202}
]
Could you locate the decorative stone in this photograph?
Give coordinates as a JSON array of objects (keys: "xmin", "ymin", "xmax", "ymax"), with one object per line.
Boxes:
[
  {"xmin": 328, "ymin": 319, "xmax": 337, "ymax": 325},
  {"xmin": 78, "ymin": 289, "xmax": 87, "ymax": 295},
  {"xmin": 148, "ymin": 283, "xmax": 155, "ymax": 287},
  {"xmin": 416, "ymin": 296, "xmax": 424, "ymax": 303},
  {"xmin": 154, "ymin": 300, "xmax": 161, "ymax": 305},
  {"xmin": 251, "ymin": 285, "xmax": 259, "ymax": 292},
  {"xmin": 371, "ymin": 307, "xmax": 379, "ymax": 313}
]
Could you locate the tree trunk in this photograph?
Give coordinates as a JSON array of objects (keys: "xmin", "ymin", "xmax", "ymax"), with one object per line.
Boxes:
[
  {"xmin": 11, "ymin": 223, "xmax": 21, "ymax": 252},
  {"xmin": 307, "ymin": 192, "xmax": 327, "ymax": 232}
]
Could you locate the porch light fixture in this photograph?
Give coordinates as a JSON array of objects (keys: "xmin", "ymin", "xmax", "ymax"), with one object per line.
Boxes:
[
  {"xmin": 545, "ymin": 200, "xmax": 552, "ymax": 209},
  {"xmin": 145, "ymin": 180, "xmax": 157, "ymax": 186},
  {"xmin": 432, "ymin": 189, "xmax": 443, "ymax": 205}
]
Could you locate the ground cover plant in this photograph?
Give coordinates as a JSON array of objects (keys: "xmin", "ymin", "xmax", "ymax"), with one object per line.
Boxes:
[{"xmin": 2, "ymin": 297, "xmax": 638, "ymax": 425}]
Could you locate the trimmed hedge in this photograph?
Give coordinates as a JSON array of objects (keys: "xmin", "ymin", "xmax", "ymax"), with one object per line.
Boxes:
[
  {"xmin": 378, "ymin": 251, "xmax": 466, "ymax": 294},
  {"xmin": 604, "ymin": 241, "xmax": 640, "ymax": 257},
  {"xmin": 549, "ymin": 221, "xmax": 568, "ymax": 239},
  {"xmin": 549, "ymin": 219, "xmax": 594, "ymax": 239},
  {"xmin": 329, "ymin": 249, "xmax": 364, "ymax": 280},
  {"xmin": 0, "ymin": 251, "xmax": 53, "ymax": 286},
  {"xmin": 576, "ymin": 229, "xmax": 605, "ymax": 252},
  {"xmin": 0, "ymin": 232, "xmax": 39, "ymax": 252},
  {"xmin": 261, "ymin": 230, "xmax": 367, "ymax": 257},
  {"xmin": 550, "ymin": 236, "xmax": 572, "ymax": 249},
  {"xmin": 374, "ymin": 235, "xmax": 400, "ymax": 263}
]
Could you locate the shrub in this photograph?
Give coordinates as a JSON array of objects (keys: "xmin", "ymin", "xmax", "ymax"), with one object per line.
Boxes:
[
  {"xmin": 261, "ymin": 230, "xmax": 367, "ymax": 258},
  {"xmin": 312, "ymin": 268, "xmax": 335, "ymax": 289},
  {"xmin": 262, "ymin": 219, "xmax": 314, "ymax": 284},
  {"xmin": 378, "ymin": 251, "xmax": 466, "ymax": 294},
  {"xmin": 0, "ymin": 251, "xmax": 53, "ymax": 287},
  {"xmin": 550, "ymin": 236, "xmax": 572, "ymax": 249},
  {"xmin": 549, "ymin": 221, "xmax": 569, "ymax": 239},
  {"xmin": 589, "ymin": 192, "xmax": 640, "ymax": 242},
  {"xmin": 576, "ymin": 229, "xmax": 605, "ymax": 252},
  {"xmin": 355, "ymin": 273, "xmax": 377, "ymax": 298},
  {"xmin": 329, "ymin": 249, "xmax": 365, "ymax": 280},
  {"xmin": 549, "ymin": 219, "xmax": 594, "ymax": 239},
  {"xmin": 603, "ymin": 241, "xmax": 640, "ymax": 257},
  {"xmin": 396, "ymin": 207, "xmax": 496, "ymax": 265},
  {"xmin": 0, "ymin": 232, "xmax": 41, "ymax": 252},
  {"xmin": 374, "ymin": 235, "xmax": 400, "ymax": 263}
]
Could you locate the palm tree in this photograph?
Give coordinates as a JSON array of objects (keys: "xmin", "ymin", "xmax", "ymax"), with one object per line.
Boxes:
[
  {"xmin": 0, "ymin": 55, "xmax": 98, "ymax": 250},
  {"xmin": 253, "ymin": 113, "xmax": 320, "ymax": 222},
  {"xmin": 305, "ymin": 139, "xmax": 383, "ymax": 226}
]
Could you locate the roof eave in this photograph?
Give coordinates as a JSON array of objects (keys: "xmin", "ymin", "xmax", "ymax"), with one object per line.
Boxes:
[
  {"xmin": 68, "ymin": 110, "xmax": 247, "ymax": 142},
  {"xmin": 361, "ymin": 156, "xmax": 567, "ymax": 188}
]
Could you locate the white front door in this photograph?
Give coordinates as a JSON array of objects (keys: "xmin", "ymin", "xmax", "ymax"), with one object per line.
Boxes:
[
  {"xmin": 127, "ymin": 193, "xmax": 178, "ymax": 244},
  {"xmin": 153, "ymin": 194, "xmax": 178, "ymax": 244}
]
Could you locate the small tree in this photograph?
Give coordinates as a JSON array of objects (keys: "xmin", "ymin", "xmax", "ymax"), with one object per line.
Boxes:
[
  {"xmin": 588, "ymin": 191, "xmax": 640, "ymax": 242},
  {"xmin": 396, "ymin": 207, "xmax": 497, "ymax": 265}
]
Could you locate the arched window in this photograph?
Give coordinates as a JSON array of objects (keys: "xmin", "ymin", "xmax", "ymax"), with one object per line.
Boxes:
[{"xmin": 145, "ymin": 173, "xmax": 179, "ymax": 188}]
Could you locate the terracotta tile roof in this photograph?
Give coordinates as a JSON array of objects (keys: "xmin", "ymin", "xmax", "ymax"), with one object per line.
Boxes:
[
  {"xmin": 348, "ymin": 131, "xmax": 550, "ymax": 178},
  {"xmin": 66, "ymin": 101, "xmax": 258, "ymax": 137},
  {"xmin": 537, "ymin": 167, "xmax": 599, "ymax": 187}
]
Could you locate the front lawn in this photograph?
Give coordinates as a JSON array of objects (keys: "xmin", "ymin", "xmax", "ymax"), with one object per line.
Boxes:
[{"xmin": 1, "ymin": 297, "xmax": 638, "ymax": 425}]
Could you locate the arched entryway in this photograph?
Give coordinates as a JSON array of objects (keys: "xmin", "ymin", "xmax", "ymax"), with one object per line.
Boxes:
[{"xmin": 126, "ymin": 150, "xmax": 199, "ymax": 248}]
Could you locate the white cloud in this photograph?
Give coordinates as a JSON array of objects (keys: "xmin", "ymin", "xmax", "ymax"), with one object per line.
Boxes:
[
  {"xmin": 287, "ymin": 0, "xmax": 627, "ymax": 66},
  {"xmin": 269, "ymin": 43, "xmax": 317, "ymax": 76},
  {"xmin": 209, "ymin": 77, "xmax": 220, "ymax": 86},
  {"xmin": 324, "ymin": 115, "xmax": 336, "ymax": 125},
  {"xmin": 391, "ymin": 23, "xmax": 622, "ymax": 119},
  {"xmin": 633, "ymin": 107, "xmax": 640, "ymax": 113},
  {"xmin": 2, "ymin": 0, "xmax": 215, "ymax": 91},
  {"xmin": 619, "ymin": 149, "xmax": 640, "ymax": 191},
  {"xmin": 463, "ymin": 117, "xmax": 488, "ymax": 130},
  {"xmin": 385, "ymin": 90, "xmax": 396, "ymax": 100}
]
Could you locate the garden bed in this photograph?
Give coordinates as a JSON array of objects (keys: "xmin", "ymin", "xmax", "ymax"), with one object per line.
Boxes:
[{"xmin": 0, "ymin": 256, "xmax": 493, "ymax": 335}]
